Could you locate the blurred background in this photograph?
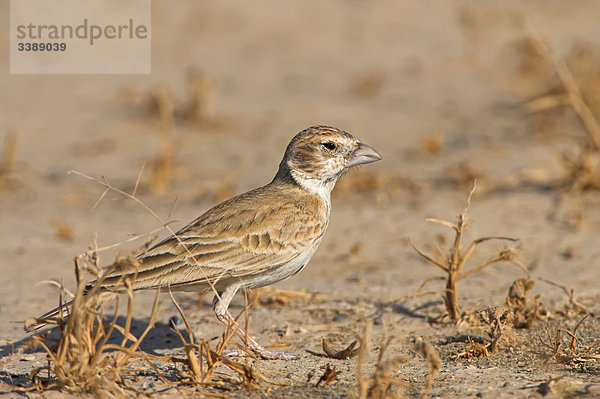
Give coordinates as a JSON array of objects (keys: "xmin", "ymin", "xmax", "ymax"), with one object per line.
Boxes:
[{"xmin": 2, "ymin": 1, "xmax": 600, "ymax": 350}]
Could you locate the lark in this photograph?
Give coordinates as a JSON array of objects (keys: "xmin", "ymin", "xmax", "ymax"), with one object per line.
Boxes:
[{"xmin": 29, "ymin": 125, "xmax": 382, "ymax": 360}]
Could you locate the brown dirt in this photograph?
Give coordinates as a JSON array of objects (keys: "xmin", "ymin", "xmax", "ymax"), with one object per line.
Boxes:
[{"xmin": 1, "ymin": 1, "xmax": 600, "ymax": 398}]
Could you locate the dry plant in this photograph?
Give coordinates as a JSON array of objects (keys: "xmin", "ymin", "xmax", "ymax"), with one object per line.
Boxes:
[
  {"xmin": 12, "ymin": 167, "xmax": 283, "ymax": 395},
  {"xmin": 149, "ymin": 86, "xmax": 176, "ymax": 195},
  {"xmin": 22, "ymin": 254, "xmax": 163, "ymax": 397},
  {"xmin": 446, "ymin": 161, "xmax": 487, "ymax": 191},
  {"xmin": 142, "ymin": 70, "xmax": 219, "ymax": 125},
  {"xmin": 505, "ymin": 278, "xmax": 542, "ymax": 329},
  {"xmin": 182, "ymin": 69, "xmax": 219, "ymax": 123},
  {"xmin": 539, "ymin": 277, "xmax": 588, "ymax": 318},
  {"xmin": 315, "ymin": 364, "xmax": 342, "ymax": 387},
  {"xmin": 418, "ymin": 132, "xmax": 444, "ymax": 155},
  {"xmin": 349, "ymin": 71, "xmax": 386, "ymax": 99},
  {"xmin": 506, "ymin": 35, "xmax": 555, "ymax": 95},
  {"xmin": 19, "ymin": 255, "xmax": 276, "ymax": 395},
  {"xmin": 322, "ymin": 337, "xmax": 360, "ymax": 360},
  {"xmin": 538, "ymin": 315, "xmax": 600, "ymax": 368},
  {"xmin": 478, "ymin": 306, "xmax": 517, "ymax": 354},
  {"xmin": 485, "ymin": 309, "xmax": 506, "ymax": 353},
  {"xmin": 165, "ymin": 290, "xmax": 278, "ymax": 390},
  {"xmin": 132, "ymin": 72, "xmax": 222, "ymax": 196},
  {"xmin": 409, "ymin": 182, "xmax": 528, "ymax": 321},
  {"xmin": 50, "ymin": 219, "xmax": 74, "ymax": 241},
  {"xmin": 514, "ymin": 23, "xmax": 600, "ymax": 228},
  {"xmin": 491, "ymin": 22, "xmax": 600, "ymax": 228},
  {"xmin": 357, "ymin": 323, "xmax": 412, "ymax": 399},
  {"xmin": 454, "ymin": 301, "xmax": 524, "ymax": 360},
  {"xmin": 521, "ymin": 26, "xmax": 600, "ymax": 151},
  {"xmin": 414, "ymin": 338, "xmax": 441, "ymax": 399},
  {"xmin": 0, "ymin": 132, "xmax": 24, "ymax": 190},
  {"xmin": 451, "ymin": 338, "xmax": 490, "ymax": 360}
]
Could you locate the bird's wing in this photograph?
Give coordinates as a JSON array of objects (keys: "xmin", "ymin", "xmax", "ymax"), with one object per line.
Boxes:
[{"xmin": 99, "ymin": 188, "xmax": 326, "ymax": 291}]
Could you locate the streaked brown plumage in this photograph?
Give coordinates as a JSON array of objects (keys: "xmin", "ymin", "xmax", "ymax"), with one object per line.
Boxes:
[
  {"xmin": 101, "ymin": 182, "xmax": 327, "ymax": 293},
  {"xmin": 29, "ymin": 125, "xmax": 382, "ymax": 359}
]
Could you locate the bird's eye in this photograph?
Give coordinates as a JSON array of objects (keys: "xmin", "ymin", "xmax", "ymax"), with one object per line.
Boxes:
[{"xmin": 322, "ymin": 142, "xmax": 336, "ymax": 151}]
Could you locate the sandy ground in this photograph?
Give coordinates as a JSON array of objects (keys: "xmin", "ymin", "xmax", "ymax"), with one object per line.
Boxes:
[{"xmin": 1, "ymin": 1, "xmax": 600, "ymax": 397}]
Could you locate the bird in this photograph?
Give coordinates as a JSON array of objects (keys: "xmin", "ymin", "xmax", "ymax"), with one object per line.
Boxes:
[{"xmin": 27, "ymin": 125, "xmax": 382, "ymax": 360}]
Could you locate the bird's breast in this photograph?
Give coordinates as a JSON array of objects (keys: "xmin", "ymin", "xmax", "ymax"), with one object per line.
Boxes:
[{"xmin": 243, "ymin": 235, "xmax": 325, "ymax": 289}]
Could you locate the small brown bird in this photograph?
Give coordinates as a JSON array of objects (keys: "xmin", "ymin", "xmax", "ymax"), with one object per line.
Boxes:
[{"xmin": 29, "ymin": 125, "xmax": 382, "ymax": 359}]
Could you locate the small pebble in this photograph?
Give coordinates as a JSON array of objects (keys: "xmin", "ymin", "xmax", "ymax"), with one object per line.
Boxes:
[{"xmin": 333, "ymin": 314, "xmax": 347, "ymax": 322}]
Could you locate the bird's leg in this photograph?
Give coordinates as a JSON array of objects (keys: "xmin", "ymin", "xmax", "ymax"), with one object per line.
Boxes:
[{"xmin": 213, "ymin": 285, "xmax": 298, "ymax": 360}]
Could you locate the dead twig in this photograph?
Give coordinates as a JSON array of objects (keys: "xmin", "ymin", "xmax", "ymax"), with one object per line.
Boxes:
[
  {"xmin": 415, "ymin": 338, "xmax": 441, "ymax": 399},
  {"xmin": 0, "ymin": 132, "xmax": 24, "ymax": 190},
  {"xmin": 523, "ymin": 22, "xmax": 600, "ymax": 151},
  {"xmin": 539, "ymin": 278, "xmax": 588, "ymax": 317},
  {"xmin": 409, "ymin": 181, "xmax": 528, "ymax": 320},
  {"xmin": 315, "ymin": 364, "xmax": 341, "ymax": 387},
  {"xmin": 357, "ymin": 325, "xmax": 412, "ymax": 399},
  {"xmin": 451, "ymin": 338, "xmax": 490, "ymax": 360},
  {"xmin": 20, "ymin": 253, "xmax": 166, "ymax": 396},
  {"xmin": 322, "ymin": 337, "xmax": 360, "ymax": 360},
  {"xmin": 505, "ymin": 278, "xmax": 542, "ymax": 329},
  {"xmin": 538, "ymin": 315, "xmax": 600, "ymax": 367}
]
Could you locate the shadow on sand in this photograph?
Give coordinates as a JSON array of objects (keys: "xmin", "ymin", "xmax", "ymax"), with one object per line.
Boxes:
[{"xmin": 0, "ymin": 316, "xmax": 193, "ymax": 358}]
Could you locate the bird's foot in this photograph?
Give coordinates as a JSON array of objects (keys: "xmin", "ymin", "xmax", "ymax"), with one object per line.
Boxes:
[{"xmin": 215, "ymin": 305, "xmax": 298, "ymax": 360}]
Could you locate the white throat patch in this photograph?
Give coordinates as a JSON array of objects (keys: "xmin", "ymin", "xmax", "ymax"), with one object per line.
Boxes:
[{"xmin": 290, "ymin": 169, "xmax": 334, "ymax": 210}]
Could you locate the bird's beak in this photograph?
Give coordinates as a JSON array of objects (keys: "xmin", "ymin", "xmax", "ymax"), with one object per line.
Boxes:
[{"xmin": 346, "ymin": 142, "xmax": 383, "ymax": 167}]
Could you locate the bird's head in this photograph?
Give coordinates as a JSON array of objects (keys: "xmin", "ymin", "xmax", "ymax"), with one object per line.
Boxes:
[{"xmin": 275, "ymin": 126, "xmax": 382, "ymax": 198}]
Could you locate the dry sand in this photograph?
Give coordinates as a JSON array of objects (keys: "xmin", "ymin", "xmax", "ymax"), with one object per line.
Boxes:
[{"xmin": 1, "ymin": 1, "xmax": 600, "ymax": 397}]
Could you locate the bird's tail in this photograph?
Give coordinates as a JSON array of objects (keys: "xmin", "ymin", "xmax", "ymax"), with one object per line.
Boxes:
[
  {"xmin": 24, "ymin": 290, "xmax": 117, "ymax": 332},
  {"xmin": 24, "ymin": 300, "xmax": 74, "ymax": 332}
]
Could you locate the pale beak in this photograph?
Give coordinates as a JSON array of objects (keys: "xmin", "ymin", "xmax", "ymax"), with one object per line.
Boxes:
[{"xmin": 346, "ymin": 142, "xmax": 383, "ymax": 167}]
